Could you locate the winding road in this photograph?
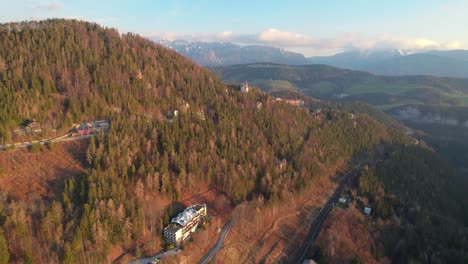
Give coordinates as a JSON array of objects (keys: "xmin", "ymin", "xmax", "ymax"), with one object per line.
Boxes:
[
  {"xmin": 127, "ymin": 247, "xmax": 181, "ymax": 264},
  {"xmin": 198, "ymin": 219, "xmax": 233, "ymax": 264}
]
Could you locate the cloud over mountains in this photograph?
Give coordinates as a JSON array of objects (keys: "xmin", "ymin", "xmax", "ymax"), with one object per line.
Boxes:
[{"xmin": 146, "ymin": 28, "xmax": 463, "ymax": 55}]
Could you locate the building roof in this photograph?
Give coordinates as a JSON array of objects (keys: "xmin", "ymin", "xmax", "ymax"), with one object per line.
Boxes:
[
  {"xmin": 189, "ymin": 204, "xmax": 205, "ymax": 211},
  {"xmin": 171, "ymin": 208, "xmax": 197, "ymax": 227},
  {"xmin": 364, "ymin": 207, "xmax": 372, "ymax": 215}
]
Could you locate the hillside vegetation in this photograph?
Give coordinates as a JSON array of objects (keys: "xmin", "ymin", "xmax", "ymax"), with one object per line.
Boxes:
[
  {"xmin": 389, "ymin": 104, "xmax": 468, "ymax": 170},
  {"xmin": 0, "ymin": 20, "xmax": 422, "ymax": 263},
  {"xmin": 0, "ymin": 19, "xmax": 223, "ymax": 141},
  {"xmin": 213, "ymin": 63, "xmax": 468, "ymax": 175},
  {"xmin": 318, "ymin": 146, "xmax": 468, "ymax": 263}
]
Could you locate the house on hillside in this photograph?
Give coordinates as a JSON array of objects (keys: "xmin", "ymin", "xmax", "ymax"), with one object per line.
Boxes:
[
  {"xmin": 256, "ymin": 101, "xmax": 263, "ymax": 110},
  {"xmin": 72, "ymin": 123, "xmax": 93, "ymax": 136},
  {"xmin": 195, "ymin": 108, "xmax": 205, "ymax": 120},
  {"xmin": 273, "ymin": 97, "xmax": 305, "ymax": 107},
  {"xmin": 167, "ymin": 110, "xmax": 179, "ymax": 121},
  {"xmin": 311, "ymin": 108, "xmax": 322, "ymax": 119},
  {"xmin": 240, "ymin": 81, "xmax": 249, "ymax": 93},
  {"xmin": 23, "ymin": 119, "xmax": 43, "ymax": 133},
  {"xmin": 364, "ymin": 207, "xmax": 372, "ymax": 215},
  {"xmin": 275, "ymin": 158, "xmax": 288, "ymax": 170},
  {"xmin": 136, "ymin": 69, "xmax": 143, "ymax": 80},
  {"xmin": 283, "ymin": 99, "xmax": 305, "ymax": 107},
  {"xmin": 182, "ymin": 102, "xmax": 190, "ymax": 112}
]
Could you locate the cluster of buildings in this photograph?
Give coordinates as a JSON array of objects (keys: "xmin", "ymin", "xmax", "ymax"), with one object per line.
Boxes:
[
  {"xmin": 165, "ymin": 103, "xmax": 206, "ymax": 123},
  {"xmin": 71, "ymin": 120, "xmax": 109, "ymax": 137},
  {"xmin": 273, "ymin": 97, "xmax": 305, "ymax": 107},
  {"xmin": 237, "ymin": 81, "xmax": 305, "ymax": 108},
  {"xmin": 13, "ymin": 119, "xmax": 43, "ymax": 135},
  {"xmin": 164, "ymin": 204, "xmax": 207, "ymax": 245}
]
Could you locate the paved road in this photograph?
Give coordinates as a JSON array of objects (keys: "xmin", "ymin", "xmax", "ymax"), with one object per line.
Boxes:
[
  {"xmin": 127, "ymin": 219, "xmax": 232, "ymax": 264},
  {"xmin": 127, "ymin": 247, "xmax": 181, "ymax": 264},
  {"xmin": 198, "ymin": 219, "xmax": 233, "ymax": 264},
  {"xmin": 0, "ymin": 133, "xmax": 97, "ymax": 150},
  {"xmin": 0, "ymin": 120, "xmax": 109, "ymax": 150},
  {"xmin": 288, "ymin": 168, "xmax": 360, "ymax": 264}
]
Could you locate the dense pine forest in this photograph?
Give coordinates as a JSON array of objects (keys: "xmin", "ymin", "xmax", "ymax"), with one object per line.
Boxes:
[
  {"xmin": 0, "ymin": 20, "xmax": 466, "ymax": 263},
  {"xmin": 316, "ymin": 146, "xmax": 468, "ymax": 263}
]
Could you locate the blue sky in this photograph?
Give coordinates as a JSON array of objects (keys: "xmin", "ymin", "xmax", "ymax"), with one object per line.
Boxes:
[{"xmin": 0, "ymin": 0, "xmax": 467, "ymax": 55}]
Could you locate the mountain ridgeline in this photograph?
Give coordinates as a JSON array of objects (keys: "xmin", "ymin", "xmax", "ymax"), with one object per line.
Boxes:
[
  {"xmin": 0, "ymin": 20, "xmax": 467, "ymax": 264},
  {"xmin": 157, "ymin": 39, "xmax": 310, "ymax": 66},
  {"xmin": 156, "ymin": 39, "xmax": 468, "ymax": 78},
  {"xmin": 309, "ymin": 49, "xmax": 468, "ymax": 78}
]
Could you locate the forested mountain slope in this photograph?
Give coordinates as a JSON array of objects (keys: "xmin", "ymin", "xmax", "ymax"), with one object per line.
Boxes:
[
  {"xmin": 213, "ymin": 63, "xmax": 468, "ymax": 176},
  {"xmin": 318, "ymin": 146, "xmax": 468, "ymax": 263},
  {"xmin": 0, "ymin": 20, "xmax": 465, "ymax": 264},
  {"xmin": 0, "ymin": 19, "xmax": 224, "ymax": 141}
]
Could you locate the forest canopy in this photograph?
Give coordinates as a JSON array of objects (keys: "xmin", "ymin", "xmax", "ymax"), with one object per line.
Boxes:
[{"xmin": 0, "ymin": 19, "xmax": 461, "ymax": 263}]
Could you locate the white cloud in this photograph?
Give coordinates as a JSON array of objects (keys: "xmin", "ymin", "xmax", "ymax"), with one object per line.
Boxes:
[
  {"xmin": 347, "ymin": 37, "xmax": 462, "ymax": 52},
  {"xmin": 144, "ymin": 29, "xmax": 322, "ymax": 47},
  {"xmin": 217, "ymin": 31, "xmax": 233, "ymax": 40},
  {"xmin": 404, "ymin": 38, "xmax": 440, "ymax": 49},
  {"xmin": 257, "ymin": 28, "xmax": 317, "ymax": 46},
  {"xmin": 446, "ymin": 41, "xmax": 461, "ymax": 49},
  {"xmin": 144, "ymin": 29, "xmax": 465, "ymax": 55}
]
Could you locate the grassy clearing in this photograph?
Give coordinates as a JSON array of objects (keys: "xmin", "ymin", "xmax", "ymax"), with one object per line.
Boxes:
[{"xmin": 250, "ymin": 79, "xmax": 298, "ymax": 92}]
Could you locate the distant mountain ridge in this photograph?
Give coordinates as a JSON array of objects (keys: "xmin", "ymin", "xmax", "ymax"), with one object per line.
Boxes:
[
  {"xmin": 158, "ymin": 39, "xmax": 468, "ymax": 78},
  {"xmin": 157, "ymin": 39, "xmax": 310, "ymax": 66},
  {"xmin": 309, "ymin": 49, "xmax": 468, "ymax": 78},
  {"xmin": 309, "ymin": 49, "xmax": 410, "ymax": 70}
]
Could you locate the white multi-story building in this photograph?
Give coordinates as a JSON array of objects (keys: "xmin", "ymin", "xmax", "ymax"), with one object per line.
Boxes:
[{"xmin": 164, "ymin": 204, "xmax": 207, "ymax": 245}]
